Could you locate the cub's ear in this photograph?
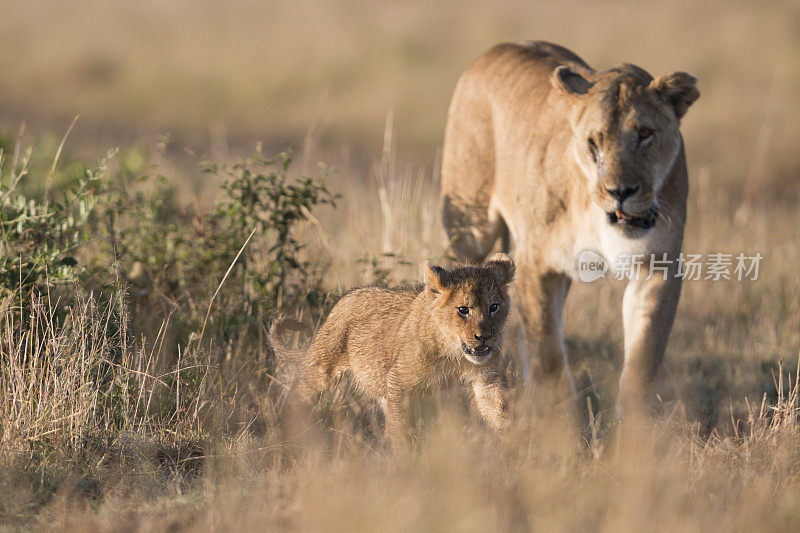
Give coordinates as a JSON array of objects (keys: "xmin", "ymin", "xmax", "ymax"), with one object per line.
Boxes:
[
  {"xmin": 552, "ymin": 66, "xmax": 594, "ymax": 96},
  {"xmin": 424, "ymin": 260, "xmax": 448, "ymax": 301},
  {"xmin": 485, "ymin": 253, "xmax": 515, "ymax": 285},
  {"xmin": 650, "ymin": 72, "xmax": 699, "ymax": 119}
]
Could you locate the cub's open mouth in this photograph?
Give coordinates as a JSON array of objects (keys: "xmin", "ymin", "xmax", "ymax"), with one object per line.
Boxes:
[
  {"xmin": 607, "ymin": 207, "xmax": 658, "ymax": 230},
  {"xmin": 461, "ymin": 341, "xmax": 493, "ymax": 365}
]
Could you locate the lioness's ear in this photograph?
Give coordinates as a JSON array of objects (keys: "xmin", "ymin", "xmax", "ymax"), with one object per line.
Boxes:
[
  {"xmin": 552, "ymin": 66, "xmax": 594, "ymax": 96},
  {"xmin": 424, "ymin": 261, "xmax": 447, "ymax": 301},
  {"xmin": 485, "ymin": 253, "xmax": 515, "ymax": 285},
  {"xmin": 650, "ymin": 72, "xmax": 699, "ymax": 119}
]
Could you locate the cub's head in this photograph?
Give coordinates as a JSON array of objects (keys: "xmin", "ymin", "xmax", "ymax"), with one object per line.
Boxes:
[
  {"xmin": 552, "ymin": 63, "xmax": 699, "ymax": 236},
  {"xmin": 424, "ymin": 253, "xmax": 515, "ymax": 365}
]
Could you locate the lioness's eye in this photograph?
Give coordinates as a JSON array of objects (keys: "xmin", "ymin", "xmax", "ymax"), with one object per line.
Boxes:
[
  {"xmin": 587, "ymin": 137, "xmax": 599, "ymax": 162},
  {"xmin": 638, "ymin": 128, "xmax": 654, "ymax": 141},
  {"xmin": 488, "ymin": 303, "xmax": 499, "ymax": 314},
  {"xmin": 457, "ymin": 306, "xmax": 470, "ymax": 316}
]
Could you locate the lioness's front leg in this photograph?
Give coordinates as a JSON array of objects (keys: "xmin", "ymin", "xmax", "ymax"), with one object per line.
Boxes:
[
  {"xmin": 617, "ymin": 266, "xmax": 682, "ymax": 418},
  {"xmin": 516, "ymin": 264, "xmax": 574, "ymax": 397}
]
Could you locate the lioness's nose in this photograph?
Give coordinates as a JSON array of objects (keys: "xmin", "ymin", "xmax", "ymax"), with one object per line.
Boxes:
[
  {"xmin": 475, "ymin": 333, "xmax": 492, "ymax": 342},
  {"xmin": 605, "ymin": 185, "xmax": 639, "ymax": 202}
]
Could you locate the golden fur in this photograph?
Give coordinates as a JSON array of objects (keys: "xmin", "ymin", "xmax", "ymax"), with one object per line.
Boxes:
[
  {"xmin": 441, "ymin": 41, "xmax": 699, "ymax": 416},
  {"xmin": 270, "ymin": 253, "xmax": 515, "ymax": 452}
]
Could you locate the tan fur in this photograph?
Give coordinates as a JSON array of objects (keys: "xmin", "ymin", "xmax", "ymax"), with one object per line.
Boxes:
[
  {"xmin": 270, "ymin": 253, "xmax": 515, "ymax": 452},
  {"xmin": 441, "ymin": 41, "xmax": 699, "ymax": 417}
]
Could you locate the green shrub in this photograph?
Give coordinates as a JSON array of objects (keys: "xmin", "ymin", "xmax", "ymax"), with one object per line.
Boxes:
[
  {"xmin": 114, "ymin": 146, "xmax": 338, "ymax": 344},
  {"xmin": 0, "ymin": 145, "xmax": 114, "ymax": 301},
  {"xmin": 0, "ymin": 135, "xmax": 338, "ymax": 351},
  {"xmin": 205, "ymin": 148, "xmax": 338, "ymax": 318}
]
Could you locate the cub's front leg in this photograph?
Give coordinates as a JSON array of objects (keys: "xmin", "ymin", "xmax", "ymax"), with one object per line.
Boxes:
[
  {"xmin": 383, "ymin": 371, "xmax": 412, "ymax": 455},
  {"xmin": 466, "ymin": 364, "xmax": 508, "ymax": 431}
]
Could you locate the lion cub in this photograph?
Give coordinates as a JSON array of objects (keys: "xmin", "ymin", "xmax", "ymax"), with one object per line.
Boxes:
[{"xmin": 271, "ymin": 253, "xmax": 514, "ymax": 452}]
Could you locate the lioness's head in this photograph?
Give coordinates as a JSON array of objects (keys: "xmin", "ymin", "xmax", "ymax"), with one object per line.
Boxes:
[
  {"xmin": 424, "ymin": 253, "xmax": 515, "ymax": 365},
  {"xmin": 553, "ymin": 63, "xmax": 699, "ymax": 235}
]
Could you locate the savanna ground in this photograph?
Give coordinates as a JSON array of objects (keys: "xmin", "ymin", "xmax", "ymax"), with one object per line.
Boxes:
[{"xmin": 1, "ymin": 0, "xmax": 800, "ymax": 530}]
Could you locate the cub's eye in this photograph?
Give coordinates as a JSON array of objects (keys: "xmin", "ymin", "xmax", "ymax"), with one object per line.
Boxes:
[
  {"xmin": 457, "ymin": 307, "xmax": 470, "ymax": 317},
  {"xmin": 638, "ymin": 128, "xmax": 654, "ymax": 142},
  {"xmin": 488, "ymin": 303, "xmax": 499, "ymax": 314}
]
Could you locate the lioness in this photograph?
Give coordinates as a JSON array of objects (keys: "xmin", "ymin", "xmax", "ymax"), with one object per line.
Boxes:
[
  {"xmin": 270, "ymin": 253, "xmax": 515, "ymax": 452},
  {"xmin": 441, "ymin": 41, "xmax": 699, "ymax": 417}
]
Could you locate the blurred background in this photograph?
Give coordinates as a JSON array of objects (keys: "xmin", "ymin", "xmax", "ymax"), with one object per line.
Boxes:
[
  {"xmin": 2, "ymin": 2, "xmax": 800, "ymax": 528},
  {"xmin": 3, "ymin": 0, "xmax": 799, "ymax": 189}
]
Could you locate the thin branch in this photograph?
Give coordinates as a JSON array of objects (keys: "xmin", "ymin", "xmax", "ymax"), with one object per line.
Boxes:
[{"xmin": 198, "ymin": 225, "xmax": 258, "ymax": 344}]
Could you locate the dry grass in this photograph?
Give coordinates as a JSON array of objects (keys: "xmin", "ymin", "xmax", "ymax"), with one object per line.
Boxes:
[
  {"xmin": 1, "ymin": 0, "xmax": 800, "ymax": 530},
  {"xmin": 3, "ymin": 291, "xmax": 800, "ymax": 531},
  {"xmin": 1, "ymin": 129, "xmax": 799, "ymax": 529}
]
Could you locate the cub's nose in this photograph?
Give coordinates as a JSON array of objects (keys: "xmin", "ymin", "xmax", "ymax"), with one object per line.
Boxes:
[
  {"xmin": 474, "ymin": 333, "xmax": 492, "ymax": 343},
  {"xmin": 605, "ymin": 185, "xmax": 639, "ymax": 203}
]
